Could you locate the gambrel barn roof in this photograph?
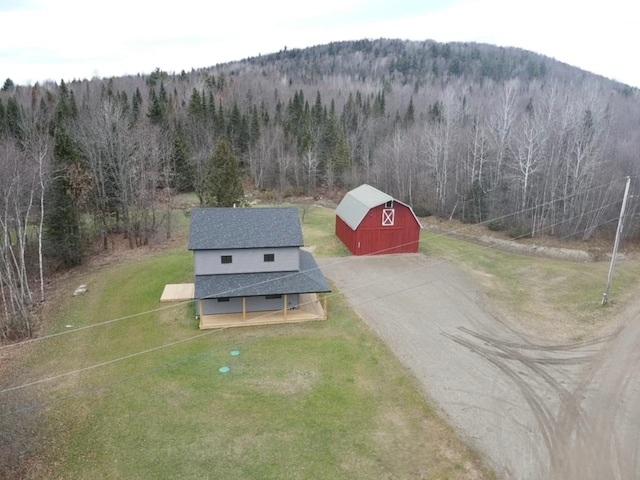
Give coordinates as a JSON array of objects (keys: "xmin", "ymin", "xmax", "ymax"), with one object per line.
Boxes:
[
  {"xmin": 189, "ymin": 207, "xmax": 304, "ymax": 250},
  {"xmin": 335, "ymin": 184, "xmax": 393, "ymax": 230}
]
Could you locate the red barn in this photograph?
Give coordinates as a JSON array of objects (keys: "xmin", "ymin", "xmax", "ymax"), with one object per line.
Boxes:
[{"xmin": 335, "ymin": 184, "xmax": 422, "ymax": 255}]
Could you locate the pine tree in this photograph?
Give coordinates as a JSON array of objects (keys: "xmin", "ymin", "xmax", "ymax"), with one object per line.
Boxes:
[
  {"xmin": 1, "ymin": 78, "xmax": 15, "ymax": 91},
  {"xmin": 188, "ymin": 88, "xmax": 204, "ymax": 118},
  {"xmin": 44, "ymin": 81, "xmax": 86, "ymax": 266},
  {"xmin": 147, "ymin": 86, "xmax": 167, "ymax": 126},
  {"xmin": 45, "ymin": 129, "xmax": 85, "ymax": 266},
  {"xmin": 171, "ymin": 126, "xmax": 194, "ymax": 192},
  {"xmin": 203, "ymin": 139, "xmax": 244, "ymax": 207},
  {"xmin": 250, "ymin": 106, "xmax": 260, "ymax": 146},
  {"xmin": 214, "ymin": 101, "xmax": 225, "ymax": 136},
  {"xmin": 404, "ymin": 97, "xmax": 415, "ymax": 125},
  {"xmin": 6, "ymin": 96, "xmax": 21, "ymax": 139},
  {"xmin": 132, "ymin": 87, "xmax": 142, "ymax": 123}
]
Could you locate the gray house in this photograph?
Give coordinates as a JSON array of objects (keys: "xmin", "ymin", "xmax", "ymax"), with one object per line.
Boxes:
[{"xmin": 188, "ymin": 207, "xmax": 331, "ymax": 328}]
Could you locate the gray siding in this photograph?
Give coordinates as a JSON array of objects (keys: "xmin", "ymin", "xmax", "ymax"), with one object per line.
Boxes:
[
  {"xmin": 194, "ymin": 247, "xmax": 300, "ymax": 275},
  {"xmin": 198, "ymin": 294, "xmax": 300, "ymax": 315}
]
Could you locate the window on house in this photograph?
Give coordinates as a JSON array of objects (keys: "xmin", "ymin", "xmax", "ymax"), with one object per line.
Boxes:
[
  {"xmin": 265, "ymin": 294, "xmax": 282, "ymax": 300},
  {"xmin": 217, "ymin": 297, "xmax": 230, "ymax": 302},
  {"xmin": 264, "ymin": 253, "xmax": 275, "ymax": 262},
  {"xmin": 385, "ymin": 200, "xmax": 394, "ymax": 208},
  {"xmin": 221, "ymin": 255, "xmax": 232, "ymax": 264}
]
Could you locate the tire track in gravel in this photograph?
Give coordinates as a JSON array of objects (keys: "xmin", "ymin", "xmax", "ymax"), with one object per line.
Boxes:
[{"xmin": 320, "ymin": 254, "xmax": 640, "ymax": 479}]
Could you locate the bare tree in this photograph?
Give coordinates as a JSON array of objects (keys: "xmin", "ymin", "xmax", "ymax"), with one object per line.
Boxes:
[
  {"xmin": 0, "ymin": 139, "xmax": 37, "ymax": 339},
  {"xmin": 20, "ymin": 108, "xmax": 51, "ymax": 302}
]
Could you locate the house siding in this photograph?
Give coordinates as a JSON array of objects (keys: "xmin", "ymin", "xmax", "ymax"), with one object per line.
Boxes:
[
  {"xmin": 195, "ymin": 247, "xmax": 300, "ymax": 275},
  {"xmin": 198, "ymin": 294, "xmax": 300, "ymax": 315}
]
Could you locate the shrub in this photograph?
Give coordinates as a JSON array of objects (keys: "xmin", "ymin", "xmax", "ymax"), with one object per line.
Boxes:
[
  {"xmin": 508, "ymin": 226, "xmax": 533, "ymax": 239},
  {"xmin": 487, "ymin": 219, "xmax": 505, "ymax": 231}
]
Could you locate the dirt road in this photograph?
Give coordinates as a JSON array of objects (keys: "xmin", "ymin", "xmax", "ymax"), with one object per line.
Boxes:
[{"xmin": 319, "ymin": 254, "xmax": 640, "ymax": 480}]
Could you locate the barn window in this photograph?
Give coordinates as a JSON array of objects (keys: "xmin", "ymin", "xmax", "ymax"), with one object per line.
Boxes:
[
  {"xmin": 385, "ymin": 200, "xmax": 393, "ymax": 208},
  {"xmin": 264, "ymin": 253, "xmax": 275, "ymax": 262},
  {"xmin": 382, "ymin": 208, "xmax": 395, "ymax": 226},
  {"xmin": 221, "ymin": 255, "xmax": 232, "ymax": 264},
  {"xmin": 266, "ymin": 294, "xmax": 282, "ymax": 300},
  {"xmin": 217, "ymin": 297, "xmax": 230, "ymax": 302}
]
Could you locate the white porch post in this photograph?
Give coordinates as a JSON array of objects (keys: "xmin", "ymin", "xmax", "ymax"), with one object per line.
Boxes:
[{"xmin": 283, "ymin": 294, "xmax": 288, "ymax": 320}]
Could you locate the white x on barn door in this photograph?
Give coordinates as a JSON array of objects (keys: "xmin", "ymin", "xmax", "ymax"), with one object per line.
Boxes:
[{"xmin": 382, "ymin": 208, "xmax": 395, "ymax": 226}]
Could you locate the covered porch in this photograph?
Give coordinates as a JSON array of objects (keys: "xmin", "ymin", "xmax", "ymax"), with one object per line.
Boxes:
[{"xmin": 198, "ymin": 292, "xmax": 328, "ymax": 329}]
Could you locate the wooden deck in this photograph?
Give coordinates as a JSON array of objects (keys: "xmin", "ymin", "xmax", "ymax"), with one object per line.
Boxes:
[
  {"xmin": 199, "ymin": 293, "xmax": 327, "ymax": 329},
  {"xmin": 160, "ymin": 283, "xmax": 195, "ymax": 302}
]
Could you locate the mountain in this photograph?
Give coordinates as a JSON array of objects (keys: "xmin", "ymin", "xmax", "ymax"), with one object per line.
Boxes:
[{"xmin": 1, "ymin": 38, "xmax": 639, "ymax": 262}]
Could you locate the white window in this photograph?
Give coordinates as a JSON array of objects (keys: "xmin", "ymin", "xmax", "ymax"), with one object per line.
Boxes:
[{"xmin": 382, "ymin": 208, "xmax": 395, "ymax": 226}]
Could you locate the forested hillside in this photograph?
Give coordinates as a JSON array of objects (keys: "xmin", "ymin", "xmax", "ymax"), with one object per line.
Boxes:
[{"xmin": 1, "ymin": 38, "xmax": 640, "ymax": 339}]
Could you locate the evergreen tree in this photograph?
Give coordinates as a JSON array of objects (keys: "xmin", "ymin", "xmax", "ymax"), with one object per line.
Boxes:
[
  {"xmin": 6, "ymin": 96, "xmax": 21, "ymax": 139},
  {"xmin": 203, "ymin": 139, "xmax": 244, "ymax": 207},
  {"xmin": 132, "ymin": 87, "xmax": 142, "ymax": 123},
  {"xmin": 207, "ymin": 92, "xmax": 216, "ymax": 122},
  {"xmin": 147, "ymin": 86, "xmax": 167, "ymax": 126},
  {"xmin": 188, "ymin": 88, "xmax": 204, "ymax": 118},
  {"xmin": 214, "ymin": 101, "xmax": 225, "ymax": 136},
  {"xmin": 171, "ymin": 126, "xmax": 194, "ymax": 192},
  {"xmin": 319, "ymin": 100, "xmax": 339, "ymax": 173},
  {"xmin": 1, "ymin": 78, "xmax": 14, "ymax": 91},
  {"xmin": 45, "ymin": 126, "xmax": 86, "ymax": 266},
  {"xmin": 44, "ymin": 80, "xmax": 86, "ymax": 266},
  {"xmin": 311, "ymin": 91, "xmax": 324, "ymax": 125},
  {"xmin": 250, "ymin": 106, "xmax": 261, "ymax": 146},
  {"xmin": 224, "ymin": 102, "xmax": 249, "ymax": 155},
  {"xmin": 404, "ymin": 97, "xmax": 415, "ymax": 125}
]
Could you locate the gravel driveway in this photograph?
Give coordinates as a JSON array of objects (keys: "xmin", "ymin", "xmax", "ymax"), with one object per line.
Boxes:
[{"xmin": 319, "ymin": 253, "xmax": 640, "ymax": 480}]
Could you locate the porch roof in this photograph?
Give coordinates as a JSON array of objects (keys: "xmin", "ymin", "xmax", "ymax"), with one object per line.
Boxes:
[{"xmin": 195, "ymin": 250, "xmax": 330, "ymax": 299}]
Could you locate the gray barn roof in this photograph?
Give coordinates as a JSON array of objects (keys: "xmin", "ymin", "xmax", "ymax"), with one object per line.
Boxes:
[
  {"xmin": 194, "ymin": 250, "xmax": 330, "ymax": 298},
  {"xmin": 189, "ymin": 207, "xmax": 304, "ymax": 250},
  {"xmin": 335, "ymin": 184, "xmax": 394, "ymax": 230}
]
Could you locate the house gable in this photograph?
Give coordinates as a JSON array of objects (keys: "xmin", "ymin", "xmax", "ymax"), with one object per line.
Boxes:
[{"xmin": 194, "ymin": 246, "xmax": 300, "ymax": 275}]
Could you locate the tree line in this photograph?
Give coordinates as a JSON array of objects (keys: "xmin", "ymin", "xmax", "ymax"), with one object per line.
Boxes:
[{"xmin": 1, "ymin": 38, "xmax": 640, "ymax": 340}]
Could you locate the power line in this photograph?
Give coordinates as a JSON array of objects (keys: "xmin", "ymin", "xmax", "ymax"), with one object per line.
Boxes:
[
  {"xmin": 0, "ymin": 189, "xmax": 628, "ymax": 415},
  {"xmin": 0, "ymin": 184, "xmax": 627, "ymax": 394},
  {"xmin": 0, "ymin": 176, "xmax": 625, "ymax": 352}
]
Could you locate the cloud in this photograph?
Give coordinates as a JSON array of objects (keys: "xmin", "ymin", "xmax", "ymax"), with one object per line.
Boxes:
[{"xmin": 1, "ymin": 0, "xmax": 638, "ymax": 86}]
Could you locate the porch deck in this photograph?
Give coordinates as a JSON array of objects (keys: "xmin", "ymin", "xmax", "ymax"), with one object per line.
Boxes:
[{"xmin": 199, "ymin": 293, "xmax": 327, "ymax": 329}]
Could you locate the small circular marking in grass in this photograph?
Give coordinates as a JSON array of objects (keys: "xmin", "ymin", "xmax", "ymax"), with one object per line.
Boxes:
[
  {"xmin": 218, "ymin": 366, "xmax": 230, "ymax": 373},
  {"xmin": 230, "ymin": 350, "xmax": 240, "ymax": 356}
]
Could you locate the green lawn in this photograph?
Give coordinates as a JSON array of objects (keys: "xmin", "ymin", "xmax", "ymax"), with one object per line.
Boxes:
[{"xmin": 7, "ymin": 204, "xmax": 492, "ymax": 479}]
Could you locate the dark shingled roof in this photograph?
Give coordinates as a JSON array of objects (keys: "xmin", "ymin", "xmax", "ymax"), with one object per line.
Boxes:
[
  {"xmin": 195, "ymin": 251, "xmax": 330, "ymax": 299},
  {"xmin": 188, "ymin": 207, "xmax": 304, "ymax": 250}
]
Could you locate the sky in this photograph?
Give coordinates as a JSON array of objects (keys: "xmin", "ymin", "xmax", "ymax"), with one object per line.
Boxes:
[{"xmin": 1, "ymin": 0, "xmax": 639, "ymax": 87}]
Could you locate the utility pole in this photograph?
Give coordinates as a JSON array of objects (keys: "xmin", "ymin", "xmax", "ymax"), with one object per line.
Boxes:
[{"xmin": 602, "ymin": 176, "xmax": 631, "ymax": 305}]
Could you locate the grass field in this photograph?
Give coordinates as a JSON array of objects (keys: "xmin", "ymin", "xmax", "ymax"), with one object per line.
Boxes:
[
  {"xmin": 3, "ymin": 204, "xmax": 493, "ymax": 479},
  {"xmin": 421, "ymin": 229, "xmax": 640, "ymax": 340}
]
